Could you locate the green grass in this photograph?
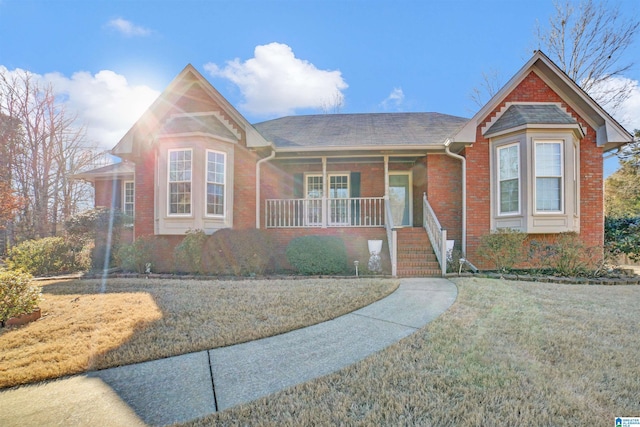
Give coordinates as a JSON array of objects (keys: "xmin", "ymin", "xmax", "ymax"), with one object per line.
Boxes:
[{"xmin": 183, "ymin": 277, "xmax": 640, "ymax": 426}]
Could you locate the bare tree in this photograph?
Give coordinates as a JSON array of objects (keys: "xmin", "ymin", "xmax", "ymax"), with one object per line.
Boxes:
[
  {"xmin": 470, "ymin": 0, "xmax": 639, "ymax": 111},
  {"xmin": 319, "ymin": 91, "xmax": 344, "ymax": 114},
  {"xmin": 0, "ymin": 68, "xmax": 99, "ymax": 243},
  {"xmin": 468, "ymin": 68, "xmax": 504, "ymax": 110},
  {"xmin": 537, "ymin": 0, "xmax": 639, "ymax": 112}
]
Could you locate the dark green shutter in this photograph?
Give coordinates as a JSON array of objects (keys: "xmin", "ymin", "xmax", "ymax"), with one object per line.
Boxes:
[
  {"xmin": 350, "ymin": 172, "xmax": 361, "ymax": 225},
  {"xmin": 293, "ymin": 173, "xmax": 304, "ymax": 198},
  {"xmin": 350, "ymin": 172, "xmax": 361, "ymax": 197}
]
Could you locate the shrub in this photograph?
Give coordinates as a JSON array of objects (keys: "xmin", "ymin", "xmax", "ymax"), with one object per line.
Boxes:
[
  {"xmin": 0, "ymin": 270, "xmax": 41, "ymax": 325},
  {"xmin": 285, "ymin": 235, "xmax": 348, "ymax": 275},
  {"xmin": 478, "ymin": 228, "xmax": 527, "ymax": 272},
  {"xmin": 529, "ymin": 232, "xmax": 601, "ymax": 277},
  {"xmin": 201, "ymin": 229, "xmax": 277, "ymax": 276},
  {"xmin": 174, "ymin": 229, "xmax": 208, "ymax": 274},
  {"xmin": 117, "ymin": 235, "xmax": 171, "ymax": 274},
  {"xmin": 6, "ymin": 236, "xmax": 80, "ymax": 276},
  {"xmin": 65, "ymin": 207, "xmax": 128, "ymax": 269}
]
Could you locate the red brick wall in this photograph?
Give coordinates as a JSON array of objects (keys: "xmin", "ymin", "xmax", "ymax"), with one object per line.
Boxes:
[
  {"xmin": 133, "ymin": 148, "xmax": 157, "ymax": 238},
  {"xmin": 233, "ymin": 145, "xmax": 259, "ymax": 229},
  {"xmin": 94, "ymin": 179, "xmax": 120, "ymax": 209},
  {"xmin": 466, "ymin": 70, "xmax": 603, "ymax": 267},
  {"xmin": 426, "ymin": 154, "xmax": 463, "ymax": 245}
]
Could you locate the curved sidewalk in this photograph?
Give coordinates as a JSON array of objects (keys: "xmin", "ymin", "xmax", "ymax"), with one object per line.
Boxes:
[{"xmin": 0, "ymin": 278, "xmax": 457, "ymax": 427}]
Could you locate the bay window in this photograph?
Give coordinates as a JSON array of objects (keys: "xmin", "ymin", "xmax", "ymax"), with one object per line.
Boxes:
[
  {"xmin": 206, "ymin": 150, "xmax": 226, "ymax": 216},
  {"xmin": 535, "ymin": 141, "xmax": 563, "ymax": 213},
  {"xmin": 497, "ymin": 144, "xmax": 520, "ymax": 215},
  {"xmin": 168, "ymin": 149, "xmax": 192, "ymax": 215}
]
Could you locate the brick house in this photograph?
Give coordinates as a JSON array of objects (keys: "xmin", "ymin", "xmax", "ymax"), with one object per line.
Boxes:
[{"xmin": 77, "ymin": 51, "xmax": 632, "ymax": 276}]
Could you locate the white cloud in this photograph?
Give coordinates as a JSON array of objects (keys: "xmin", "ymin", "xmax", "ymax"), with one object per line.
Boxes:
[
  {"xmin": 380, "ymin": 87, "xmax": 404, "ymax": 110},
  {"xmin": 588, "ymin": 76, "xmax": 640, "ymax": 133},
  {"xmin": 0, "ymin": 66, "xmax": 159, "ymax": 149},
  {"xmin": 616, "ymin": 79, "xmax": 640, "ymax": 133},
  {"xmin": 106, "ymin": 18, "xmax": 152, "ymax": 37},
  {"xmin": 43, "ymin": 70, "xmax": 160, "ymax": 148},
  {"xmin": 204, "ymin": 42, "xmax": 348, "ymax": 116}
]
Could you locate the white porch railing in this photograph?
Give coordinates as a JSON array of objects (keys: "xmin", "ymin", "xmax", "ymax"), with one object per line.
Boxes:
[
  {"xmin": 423, "ymin": 192, "xmax": 447, "ymax": 277},
  {"xmin": 384, "ymin": 195, "xmax": 397, "ymax": 277},
  {"xmin": 265, "ymin": 197, "xmax": 385, "ymax": 228}
]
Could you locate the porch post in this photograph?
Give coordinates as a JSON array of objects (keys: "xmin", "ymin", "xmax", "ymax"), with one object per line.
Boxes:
[
  {"xmin": 384, "ymin": 155, "xmax": 389, "ymax": 197},
  {"xmin": 322, "ymin": 157, "xmax": 327, "ymax": 228}
]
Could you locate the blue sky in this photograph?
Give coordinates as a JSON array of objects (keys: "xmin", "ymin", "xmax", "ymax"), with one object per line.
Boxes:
[{"xmin": 1, "ymin": 0, "xmax": 639, "ymax": 175}]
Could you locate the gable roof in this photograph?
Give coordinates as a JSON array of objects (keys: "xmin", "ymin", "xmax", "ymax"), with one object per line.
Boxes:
[
  {"xmin": 452, "ymin": 50, "xmax": 632, "ymax": 151},
  {"xmin": 111, "ymin": 64, "xmax": 270, "ymax": 157},
  {"xmin": 254, "ymin": 112, "xmax": 469, "ymax": 151}
]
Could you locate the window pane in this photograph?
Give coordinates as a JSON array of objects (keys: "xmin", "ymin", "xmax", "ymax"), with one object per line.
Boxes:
[
  {"xmin": 500, "ymin": 179, "xmax": 519, "ymax": 213},
  {"xmin": 499, "ymin": 145, "xmax": 518, "ymax": 180},
  {"xmin": 536, "ymin": 177, "xmax": 561, "ymax": 211},
  {"xmin": 498, "ymin": 145, "xmax": 519, "ymax": 214},
  {"xmin": 169, "ymin": 182, "xmax": 191, "ymax": 214},
  {"xmin": 536, "ymin": 143, "xmax": 561, "ymax": 176},
  {"xmin": 207, "ymin": 183, "xmax": 224, "ymax": 215}
]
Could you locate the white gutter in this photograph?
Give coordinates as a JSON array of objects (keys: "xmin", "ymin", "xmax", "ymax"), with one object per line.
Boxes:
[
  {"xmin": 256, "ymin": 149, "xmax": 276, "ymax": 229},
  {"xmin": 444, "ymin": 139, "xmax": 467, "ymax": 255}
]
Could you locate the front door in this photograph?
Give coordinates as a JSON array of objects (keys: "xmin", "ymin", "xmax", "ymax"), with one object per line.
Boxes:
[{"xmin": 388, "ymin": 173, "xmax": 412, "ymax": 227}]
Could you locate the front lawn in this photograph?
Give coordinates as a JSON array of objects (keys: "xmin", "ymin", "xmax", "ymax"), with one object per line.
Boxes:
[
  {"xmin": 187, "ymin": 277, "xmax": 640, "ymax": 426},
  {"xmin": 0, "ymin": 278, "xmax": 398, "ymax": 389}
]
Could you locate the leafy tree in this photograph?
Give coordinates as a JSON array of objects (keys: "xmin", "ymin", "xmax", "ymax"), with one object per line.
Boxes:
[{"xmin": 606, "ymin": 129, "xmax": 640, "ymax": 217}]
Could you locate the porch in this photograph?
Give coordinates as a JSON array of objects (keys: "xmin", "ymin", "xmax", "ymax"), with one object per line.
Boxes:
[{"xmin": 259, "ymin": 154, "xmax": 458, "ymax": 277}]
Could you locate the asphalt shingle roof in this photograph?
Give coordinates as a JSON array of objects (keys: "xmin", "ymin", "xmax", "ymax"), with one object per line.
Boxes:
[
  {"xmin": 253, "ymin": 113, "xmax": 469, "ymax": 148},
  {"xmin": 486, "ymin": 104, "xmax": 577, "ymax": 135}
]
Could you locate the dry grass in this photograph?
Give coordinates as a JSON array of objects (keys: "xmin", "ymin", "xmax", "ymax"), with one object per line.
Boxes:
[
  {"xmin": 0, "ymin": 277, "xmax": 398, "ymax": 389},
  {"xmin": 186, "ymin": 278, "xmax": 640, "ymax": 427}
]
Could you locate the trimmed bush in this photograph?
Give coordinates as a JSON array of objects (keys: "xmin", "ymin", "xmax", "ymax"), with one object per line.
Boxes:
[
  {"xmin": 6, "ymin": 236, "xmax": 81, "ymax": 276},
  {"xmin": 117, "ymin": 235, "xmax": 171, "ymax": 274},
  {"xmin": 285, "ymin": 235, "xmax": 348, "ymax": 275},
  {"xmin": 201, "ymin": 229, "xmax": 277, "ymax": 276},
  {"xmin": 478, "ymin": 228, "xmax": 527, "ymax": 273},
  {"xmin": 174, "ymin": 229, "xmax": 208, "ymax": 274},
  {"xmin": 0, "ymin": 270, "xmax": 41, "ymax": 325}
]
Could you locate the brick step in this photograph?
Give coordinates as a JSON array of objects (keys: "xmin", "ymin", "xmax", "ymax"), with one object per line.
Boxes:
[
  {"xmin": 396, "ymin": 252, "xmax": 438, "ymax": 260},
  {"xmin": 398, "ymin": 249, "xmax": 436, "ymax": 258},
  {"xmin": 397, "ymin": 261, "xmax": 441, "ymax": 269}
]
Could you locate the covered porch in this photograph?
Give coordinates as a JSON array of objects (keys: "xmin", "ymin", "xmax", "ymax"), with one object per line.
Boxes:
[{"xmin": 259, "ymin": 152, "xmax": 454, "ymax": 276}]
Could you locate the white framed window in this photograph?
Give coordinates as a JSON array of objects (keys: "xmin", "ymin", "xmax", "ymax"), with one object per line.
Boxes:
[
  {"xmin": 329, "ymin": 174, "xmax": 350, "ymax": 225},
  {"xmin": 168, "ymin": 149, "xmax": 192, "ymax": 215},
  {"xmin": 206, "ymin": 150, "xmax": 225, "ymax": 216},
  {"xmin": 497, "ymin": 144, "xmax": 520, "ymax": 215},
  {"xmin": 123, "ymin": 180, "xmax": 135, "ymax": 218},
  {"xmin": 535, "ymin": 141, "xmax": 563, "ymax": 213},
  {"xmin": 305, "ymin": 174, "xmax": 323, "ymax": 225}
]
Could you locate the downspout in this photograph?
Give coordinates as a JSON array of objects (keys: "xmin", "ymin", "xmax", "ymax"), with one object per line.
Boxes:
[
  {"xmin": 256, "ymin": 149, "xmax": 276, "ymax": 229},
  {"xmin": 444, "ymin": 139, "xmax": 466, "ymax": 255}
]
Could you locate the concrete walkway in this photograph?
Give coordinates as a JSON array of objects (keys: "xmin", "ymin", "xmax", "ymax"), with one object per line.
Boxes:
[{"xmin": 0, "ymin": 278, "xmax": 457, "ymax": 427}]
